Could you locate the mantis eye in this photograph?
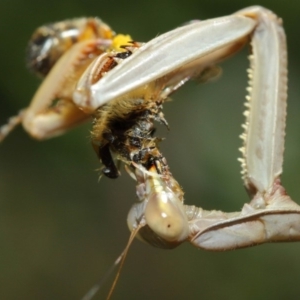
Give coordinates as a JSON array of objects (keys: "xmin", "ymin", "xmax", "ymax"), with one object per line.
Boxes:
[{"xmin": 144, "ymin": 190, "xmax": 189, "ymax": 242}]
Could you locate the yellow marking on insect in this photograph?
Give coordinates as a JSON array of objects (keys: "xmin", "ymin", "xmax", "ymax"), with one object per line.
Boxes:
[{"xmin": 111, "ymin": 34, "xmax": 133, "ymax": 51}]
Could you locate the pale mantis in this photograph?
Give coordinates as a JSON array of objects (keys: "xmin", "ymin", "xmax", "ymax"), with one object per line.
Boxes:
[{"xmin": 0, "ymin": 3, "xmax": 296, "ymax": 298}]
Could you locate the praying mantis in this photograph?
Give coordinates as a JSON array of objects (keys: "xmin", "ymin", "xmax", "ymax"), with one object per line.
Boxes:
[{"xmin": 0, "ymin": 4, "xmax": 297, "ymax": 300}]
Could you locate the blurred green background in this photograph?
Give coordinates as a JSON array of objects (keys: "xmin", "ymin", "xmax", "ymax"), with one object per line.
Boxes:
[{"xmin": 1, "ymin": 0, "xmax": 300, "ymax": 299}]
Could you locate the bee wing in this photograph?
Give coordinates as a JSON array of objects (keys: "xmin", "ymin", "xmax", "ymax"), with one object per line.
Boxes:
[{"xmin": 79, "ymin": 15, "xmax": 256, "ymax": 110}]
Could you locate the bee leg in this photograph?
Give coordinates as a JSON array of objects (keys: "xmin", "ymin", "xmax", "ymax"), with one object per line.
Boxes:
[{"xmin": 156, "ymin": 111, "xmax": 169, "ymax": 130}]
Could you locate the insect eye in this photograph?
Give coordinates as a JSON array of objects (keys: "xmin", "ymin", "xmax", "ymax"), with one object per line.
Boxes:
[
  {"xmin": 115, "ymin": 51, "xmax": 132, "ymax": 59},
  {"xmin": 144, "ymin": 190, "xmax": 189, "ymax": 242}
]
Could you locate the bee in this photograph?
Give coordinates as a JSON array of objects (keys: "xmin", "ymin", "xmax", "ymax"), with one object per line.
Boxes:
[
  {"xmin": 86, "ymin": 43, "xmax": 171, "ymax": 179},
  {"xmin": 91, "ymin": 96, "xmax": 168, "ymax": 178},
  {"xmin": 1, "ymin": 17, "xmax": 176, "ymax": 182}
]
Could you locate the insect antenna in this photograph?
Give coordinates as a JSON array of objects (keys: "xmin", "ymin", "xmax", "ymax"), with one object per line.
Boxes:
[
  {"xmin": 81, "ymin": 223, "xmax": 143, "ymax": 300},
  {"xmin": 106, "ymin": 223, "xmax": 143, "ymax": 300}
]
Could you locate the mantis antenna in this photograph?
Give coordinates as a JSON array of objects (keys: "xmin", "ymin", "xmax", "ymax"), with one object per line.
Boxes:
[{"xmin": 81, "ymin": 223, "xmax": 144, "ymax": 300}]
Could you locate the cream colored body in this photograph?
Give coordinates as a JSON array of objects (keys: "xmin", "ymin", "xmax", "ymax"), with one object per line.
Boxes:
[{"xmin": 1, "ymin": 6, "xmax": 298, "ymax": 250}]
